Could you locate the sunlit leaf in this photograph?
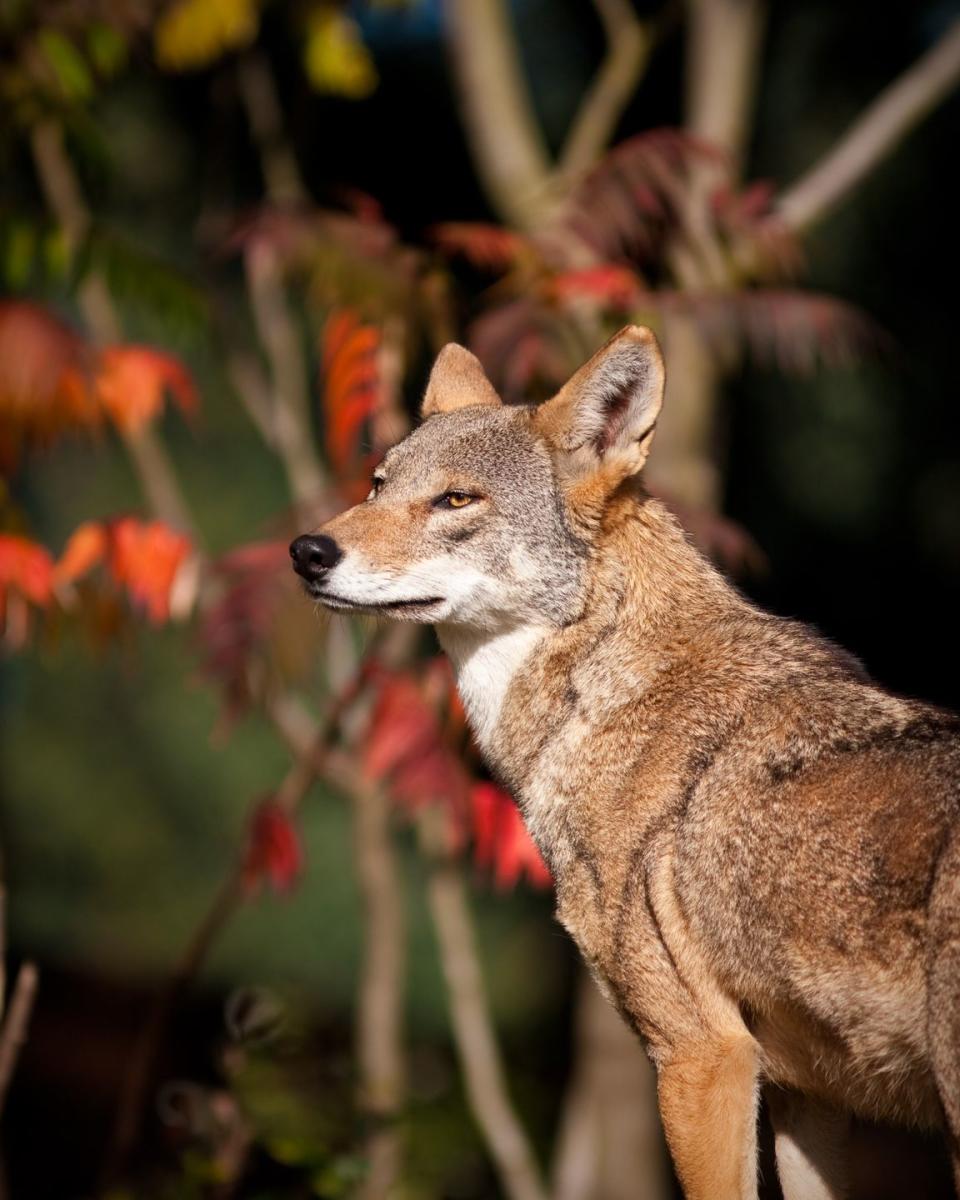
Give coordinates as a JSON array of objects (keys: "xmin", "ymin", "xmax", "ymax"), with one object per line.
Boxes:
[
  {"xmin": 54, "ymin": 521, "xmax": 108, "ymax": 585},
  {"xmin": 0, "ymin": 300, "xmax": 97, "ymax": 466},
  {"xmin": 471, "ymin": 782, "xmax": 551, "ymax": 891},
  {"xmin": 155, "ymin": 0, "xmax": 259, "ymax": 71},
  {"xmin": 0, "ymin": 533, "xmax": 54, "ymax": 607},
  {"xmin": 107, "ymin": 517, "xmax": 193, "ymax": 623},
  {"xmin": 547, "ymin": 264, "xmax": 642, "ymax": 310},
  {"xmin": 303, "ymin": 5, "xmax": 378, "ymax": 99},
  {"xmin": 320, "ymin": 309, "xmax": 380, "ymax": 480},
  {"xmin": 431, "ymin": 223, "xmax": 533, "ymax": 272},
  {"xmin": 92, "ymin": 346, "xmax": 198, "ymax": 434}
]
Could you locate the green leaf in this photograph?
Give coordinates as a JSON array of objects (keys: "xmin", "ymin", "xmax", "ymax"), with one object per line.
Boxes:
[
  {"xmin": 42, "ymin": 227, "xmax": 71, "ymax": 280},
  {"xmin": 36, "ymin": 29, "xmax": 94, "ymax": 101},
  {"xmin": 2, "ymin": 219, "xmax": 36, "ymax": 286},
  {"xmin": 86, "ymin": 23, "xmax": 128, "ymax": 77}
]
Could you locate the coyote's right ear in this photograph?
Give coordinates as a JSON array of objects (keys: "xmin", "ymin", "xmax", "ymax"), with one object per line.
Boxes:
[
  {"xmin": 534, "ymin": 325, "xmax": 664, "ymax": 481},
  {"xmin": 421, "ymin": 343, "xmax": 502, "ymax": 418}
]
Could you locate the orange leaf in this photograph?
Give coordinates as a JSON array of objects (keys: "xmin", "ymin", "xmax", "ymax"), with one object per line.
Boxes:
[
  {"xmin": 431, "ymin": 223, "xmax": 532, "ymax": 272},
  {"xmin": 108, "ymin": 517, "xmax": 192, "ymax": 623},
  {"xmin": 320, "ymin": 311, "xmax": 380, "ymax": 478},
  {"xmin": 94, "ymin": 346, "xmax": 198, "ymax": 434},
  {"xmin": 0, "ymin": 301, "xmax": 98, "ymax": 464},
  {"xmin": 546, "ymin": 265, "xmax": 642, "ymax": 311},
  {"xmin": 0, "ymin": 533, "xmax": 54, "ymax": 607},
  {"xmin": 54, "ymin": 521, "xmax": 108, "ymax": 584}
]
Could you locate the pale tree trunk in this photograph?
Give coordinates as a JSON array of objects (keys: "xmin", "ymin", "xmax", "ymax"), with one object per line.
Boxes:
[
  {"xmin": 645, "ymin": 0, "xmax": 766, "ymax": 511},
  {"xmin": 553, "ymin": 975, "xmax": 669, "ymax": 1200}
]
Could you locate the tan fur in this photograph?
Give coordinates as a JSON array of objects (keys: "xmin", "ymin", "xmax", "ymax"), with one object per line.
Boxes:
[
  {"xmin": 421, "ymin": 343, "xmax": 502, "ymax": 417},
  {"xmin": 297, "ymin": 327, "xmax": 960, "ymax": 1198}
]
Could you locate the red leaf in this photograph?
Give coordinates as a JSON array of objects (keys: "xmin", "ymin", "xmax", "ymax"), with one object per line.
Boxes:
[
  {"xmin": 242, "ymin": 800, "xmax": 303, "ymax": 893},
  {"xmin": 0, "ymin": 301, "xmax": 97, "ymax": 464},
  {"xmin": 107, "ymin": 517, "xmax": 192, "ymax": 623},
  {"xmin": 93, "ymin": 346, "xmax": 198, "ymax": 434},
  {"xmin": 364, "ymin": 675, "xmax": 439, "ymax": 783},
  {"xmin": 547, "ymin": 265, "xmax": 642, "ymax": 311},
  {"xmin": 364, "ymin": 669, "xmax": 472, "ymax": 844},
  {"xmin": 199, "ymin": 539, "xmax": 291, "ymax": 722},
  {"xmin": 431, "ymin": 223, "xmax": 533, "ymax": 272},
  {"xmin": 470, "ymin": 782, "xmax": 551, "ymax": 891},
  {"xmin": 0, "ymin": 533, "xmax": 54, "ymax": 607},
  {"xmin": 54, "ymin": 521, "xmax": 109, "ymax": 584}
]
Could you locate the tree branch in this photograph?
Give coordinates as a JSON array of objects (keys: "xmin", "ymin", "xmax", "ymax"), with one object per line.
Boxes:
[
  {"xmin": 442, "ymin": 0, "xmax": 560, "ymax": 232},
  {"xmin": 30, "ymin": 121, "xmax": 201, "ymax": 541},
  {"xmin": 418, "ymin": 808, "xmax": 549, "ymax": 1200},
  {"xmin": 352, "ymin": 780, "xmax": 406, "ymax": 1200},
  {"xmin": 236, "ymin": 51, "xmax": 308, "ymax": 208},
  {"xmin": 559, "ymin": 0, "xmax": 652, "ymax": 179},
  {"xmin": 684, "ymin": 0, "xmax": 766, "ymax": 173},
  {"xmin": 552, "ymin": 971, "xmax": 668, "ymax": 1200},
  {"xmin": 776, "ymin": 18, "xmax": 960, "ymax": 233},
  {"xmin": 0, "ymin": 962, "xmax": 39, "ymax": 1120},
  {"xmin": 243, "ymin": 241, "xmax": 329, "ymax": 517},
  {"xmin": 101, "ymin": 668, "xmax": 370, "ymax": 1186}
]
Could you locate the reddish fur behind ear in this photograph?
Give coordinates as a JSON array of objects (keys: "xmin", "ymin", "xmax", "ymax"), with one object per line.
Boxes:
[{"xmin": 421, "ymin": 344, "xmax": 502, "ymax": 418}]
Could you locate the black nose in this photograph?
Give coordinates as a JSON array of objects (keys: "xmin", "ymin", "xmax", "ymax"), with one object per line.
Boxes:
[{"xmin": 289, "ymin": 534, "xmax": 342, "ymax": 581}]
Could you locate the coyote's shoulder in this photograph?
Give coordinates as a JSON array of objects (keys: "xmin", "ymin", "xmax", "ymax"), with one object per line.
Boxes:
[
  {"xmin": 489, "ymin": 489, "xmax": 959, "ymax": 1122},
  {"xmin": 296, "ymin": 326, "xmax": 960, "ymax": 1198}
]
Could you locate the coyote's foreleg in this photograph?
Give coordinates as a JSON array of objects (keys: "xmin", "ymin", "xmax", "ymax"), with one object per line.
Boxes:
[{"xmin": 656, "ymin": 1034, "xmax": 760, "ymax": 1200}]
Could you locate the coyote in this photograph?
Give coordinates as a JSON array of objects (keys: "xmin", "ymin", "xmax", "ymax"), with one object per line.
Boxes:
[{"xmin": 291, "ymin": 326, "xmax": 960, "ymax": 1199}]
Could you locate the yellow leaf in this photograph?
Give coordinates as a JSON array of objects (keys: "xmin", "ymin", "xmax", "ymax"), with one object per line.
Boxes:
[
  {"xmin": 303, "ymin": 5, "xmax": 377, "ymax": 99},
  {"xmin": 154, "ymin": 0, "xmax": 258, "ymax": 71}
]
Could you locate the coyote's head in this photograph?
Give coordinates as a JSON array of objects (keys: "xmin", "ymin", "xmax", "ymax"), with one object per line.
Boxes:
[{"xmin": 290, "ymin": 325, "xmax": 664, "ymax": 632}]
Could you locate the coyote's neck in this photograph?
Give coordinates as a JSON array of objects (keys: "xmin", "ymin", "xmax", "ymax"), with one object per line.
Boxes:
[
  {"xmin": 440, "ymin": 494, "xmax": 740, "ymax": 785},
  {"xmin": 437, "ymin": 622, "xmax": 552, "ymax": 757}
]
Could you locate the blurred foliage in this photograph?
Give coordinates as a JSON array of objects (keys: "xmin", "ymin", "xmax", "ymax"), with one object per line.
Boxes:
[{"xmin": 1, "ymin": 0, "xmax": 959, "ymax": 1196}]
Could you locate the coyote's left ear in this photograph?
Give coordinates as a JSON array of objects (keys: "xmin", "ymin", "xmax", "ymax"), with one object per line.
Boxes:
[
  {"xmin": 421, "ymin": 343, "xmax": 502, "ymax": 418},
  {"xmin": 534, "ymin": 325, "xmax": 663, "ymax": 478}
]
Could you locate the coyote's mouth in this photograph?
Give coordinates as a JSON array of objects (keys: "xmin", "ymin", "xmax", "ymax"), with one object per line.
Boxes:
[{"xmin": 312, "ymin": 590, "xmax": 444, "ymax": 613}]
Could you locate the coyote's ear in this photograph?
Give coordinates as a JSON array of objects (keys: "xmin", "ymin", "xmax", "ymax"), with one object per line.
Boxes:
[
  {"xmin": 421, "ymin": 344, "xmax": 502, "ymax": 418},
  {"xmin": 534, "ymin": 325, "xmax": 663, "ymax": 478}
]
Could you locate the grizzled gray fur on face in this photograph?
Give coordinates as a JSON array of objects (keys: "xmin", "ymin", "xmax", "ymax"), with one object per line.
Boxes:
[{"xmin": 303, "ymin": 402, "xmax": 589, "ymax": 631}]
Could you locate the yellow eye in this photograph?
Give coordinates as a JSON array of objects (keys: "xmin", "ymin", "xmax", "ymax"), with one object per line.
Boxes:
[{"xmin": 446, "ymin": 493, "xmax": 473, "ymax": 508}]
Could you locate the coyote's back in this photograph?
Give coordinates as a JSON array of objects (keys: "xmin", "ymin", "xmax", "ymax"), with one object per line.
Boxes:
[{"xmin": 292, "ymin": 326, "xmax": 960, "ymax": 1199}]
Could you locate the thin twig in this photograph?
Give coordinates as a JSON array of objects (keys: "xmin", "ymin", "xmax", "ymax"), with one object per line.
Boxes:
[
  {"xmin": 237, "ymin": 51, "xmax": 308, "ymax": 208},
  {"xmin": 777, "ymin": 18, "xmax": 960, "ymax": 233},
  {"xmin": 100, "ymin": 668, "xmax": 370, "ymax": 1185},
  {"xmin": 418, "ymin": 808, "xmax": 549, "ymax": 1200},
  {"xmin": 352, "ymin": 780, "xmax": 406, "ymax": 1200},
  {"xmin": 30, "ymin": 120, "xmax": 200, "ymax": 540},
  {"xmin": 244, "ymin": 241, "xmax": 328, "ymax": 516},
  {"xmin": 0, "ymin": 963, "xmax": 39, "ymax": 1120},
  {"xmin": 442, "ymin": 0, "xmax": 560, "ymax": 232},
  {"xmin": 236, "ymin": 50, "xmax": 329, "ymax": 520},
  {"xmin": 559, "ymin": 0, "xmax": 652, "ymax": 179}
]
